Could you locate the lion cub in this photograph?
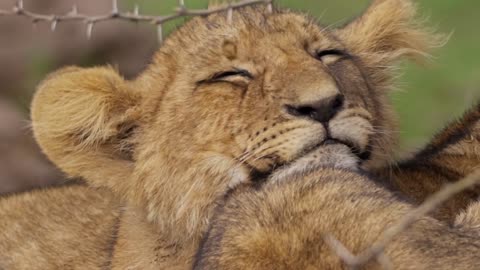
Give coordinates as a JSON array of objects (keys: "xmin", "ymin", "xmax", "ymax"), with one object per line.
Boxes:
[{"xmin": 1, "ymin": 0, "xmax": 479, "ymax": 269}]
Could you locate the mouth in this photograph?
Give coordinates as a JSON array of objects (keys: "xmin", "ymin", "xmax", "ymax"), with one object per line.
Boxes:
[
  {"xmin": 249, "ymin": 137, "xmax": 370, "ymax": 183},
  {"xmin": 303, "ymin": 137, "xmax": 370, "ymax": 161}
]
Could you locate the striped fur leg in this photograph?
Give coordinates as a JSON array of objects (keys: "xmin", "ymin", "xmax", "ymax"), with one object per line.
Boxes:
[{"xmin": 374, "ymin": 102, "xmax": 480, "ymax": 222}]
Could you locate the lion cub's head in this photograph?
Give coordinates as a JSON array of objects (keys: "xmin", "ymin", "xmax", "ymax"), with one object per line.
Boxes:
[{"xmin": 31, "ymin": 0, "xmax": 441, "ymax": 244}]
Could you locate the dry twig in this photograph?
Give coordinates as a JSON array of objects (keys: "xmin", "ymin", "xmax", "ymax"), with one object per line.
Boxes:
[{"xmin": 325, "ymin": 169, "xmax": 480, "ymax": 269}]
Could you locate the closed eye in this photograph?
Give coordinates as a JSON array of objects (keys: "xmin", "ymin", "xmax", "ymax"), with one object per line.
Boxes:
[
  {"xmin": 315, "ymin": 49, "xmax": 348, "ymax": 64},
  {"xmin": 316, "ymin": 49, "xmax": 345, "ymax": 58},
  {"xmin": 210, "ymin": 69, "xmax": 253, "ymax": 82}
]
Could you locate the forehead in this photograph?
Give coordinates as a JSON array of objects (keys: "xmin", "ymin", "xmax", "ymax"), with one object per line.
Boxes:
[{"xmin": 164, "ymin": 7, "xmax": 341, "ymax": 64}]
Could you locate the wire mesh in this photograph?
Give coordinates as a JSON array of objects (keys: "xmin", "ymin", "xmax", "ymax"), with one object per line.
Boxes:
[{"xmin": 0, "ymin": 0, "xmax": 273, "ymax": 42}]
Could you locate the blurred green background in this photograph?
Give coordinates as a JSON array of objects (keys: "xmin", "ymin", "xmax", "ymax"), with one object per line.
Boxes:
[{"xmin": 124, "ymin": 0, "xmax": 480, "ymax": 151}]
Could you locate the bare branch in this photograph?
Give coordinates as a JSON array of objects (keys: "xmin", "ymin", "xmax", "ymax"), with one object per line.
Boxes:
[
  {"xmin": 358, "ymin": 169, "xmax": 480, "ymax": 266},
  {"xmin": 324, "ymin": 169, "xmax": 480, "ymax": 269}
]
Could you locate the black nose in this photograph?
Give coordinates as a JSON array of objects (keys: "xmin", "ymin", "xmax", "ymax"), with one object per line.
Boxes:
[{"xmin": 286, "ymin": 94, "xmax": 344, "ymax": 123}]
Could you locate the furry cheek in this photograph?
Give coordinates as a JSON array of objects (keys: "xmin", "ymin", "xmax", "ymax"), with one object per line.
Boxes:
[
  {"xmin": 268, "ymin": 125, "xmax": 326, "ymax": 163},
  {"xmin": 329, "ymin": 115, "xmax": 373, "ymax": 152},
  {"xmin": 242, "ymin": 122, "xmax": 326, "ymax": 171}
]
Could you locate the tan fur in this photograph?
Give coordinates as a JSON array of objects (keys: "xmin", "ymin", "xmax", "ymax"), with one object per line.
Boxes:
[
  {"xmin": 195, "ymin": 164, "xmax": 480, "ymax": 269},
  {"xmin": 0, "ymin": 0, "xmax": 475, "ymax": 269},
  {"xmin": 0, "ymin": 184, "xmax": 122, "ymax": 269}
]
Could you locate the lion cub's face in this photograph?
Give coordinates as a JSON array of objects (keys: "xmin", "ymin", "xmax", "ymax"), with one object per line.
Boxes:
[
  {"xmin": 32, "ymin": 1, "xmax": 438, "ymax": 244},
  {"xmin": 143, "ymin": 8, "xmax": 393, "ymax": 182}
]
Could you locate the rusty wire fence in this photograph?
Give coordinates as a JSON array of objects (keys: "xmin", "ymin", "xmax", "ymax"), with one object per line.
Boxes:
[
  {"xmin": 0, "ymin": 0, "xmax": 273, "ymax": 42},
  {"xmin": 0, "ymin": 1, "xmax": 479, "ymax": 269}
]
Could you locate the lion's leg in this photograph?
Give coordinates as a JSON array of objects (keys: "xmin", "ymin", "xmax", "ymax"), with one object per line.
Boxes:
[
  {"xmin": 195, "ymin": 168, "xmax": 480, "ymax": 270},
  {"xmin": 374, "ymin": 102, "xmax": 480, "ymax": 222}
]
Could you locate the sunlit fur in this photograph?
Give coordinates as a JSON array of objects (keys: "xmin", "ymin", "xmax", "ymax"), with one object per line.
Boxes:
[
  {"xmin": 0, "ymin": 0, "xmax": 468, "ymax": 269},
  {"xmin": 195, "ymin": 164, "xmax": 480, "ymax": 270}
]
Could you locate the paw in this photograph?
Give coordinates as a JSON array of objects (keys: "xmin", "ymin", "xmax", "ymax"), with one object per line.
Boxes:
[
  {"xmin": 268, "ymin": 143, "xmax": 359, "ymax": 183},
  {"xmin": 454, "ymin": 200, "xmax": 480, "ymax": 233}
]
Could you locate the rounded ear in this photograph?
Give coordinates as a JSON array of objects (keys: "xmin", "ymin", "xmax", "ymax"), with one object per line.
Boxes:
[
  {"xmin": 31, "ymin": 66, "xmax": 142, "ymax": 194},
  {"xmin": 335, "ymin": 0, "xmax": 444, "ymax": 65}
]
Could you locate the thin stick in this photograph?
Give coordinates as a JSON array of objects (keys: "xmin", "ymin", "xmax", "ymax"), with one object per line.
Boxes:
[{"xmin": 325, "ymin": 169, "xmax": 480, "ymax": 269}]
